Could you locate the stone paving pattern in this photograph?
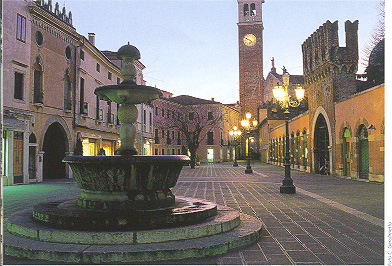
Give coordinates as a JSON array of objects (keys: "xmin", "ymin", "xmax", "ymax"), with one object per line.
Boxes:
[{"xmin": 3, "ymin": 161, "xmax": 384, "ymax": 265}]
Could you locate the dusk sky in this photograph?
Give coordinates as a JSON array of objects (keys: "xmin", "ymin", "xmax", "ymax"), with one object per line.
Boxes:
[{"xmin": 64, "ymin": 0, "xmax": 383, "ymax": 104}]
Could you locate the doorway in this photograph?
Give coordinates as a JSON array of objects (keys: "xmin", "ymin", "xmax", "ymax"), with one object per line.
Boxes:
[
  {"xmin": 342, "ymin": 128, "xmax": 351, "ymax": 176},
  {"xmin": 42, "ymin": 123, "xmax": 67, "ymax": 179},
  {"xmin": 358, "ymin": 125, "xmax": 369, "ymax": 180},
  {"xmin": 314, "ymin": 114, "xmax": 330, "ymax": 174},
  {"xmin": 207, "ymin": 149, "xmax": 214, "ymax": 163},
  {"xmin": 13, "ymin": 131, "xmax": 24, "ymax": 184}
]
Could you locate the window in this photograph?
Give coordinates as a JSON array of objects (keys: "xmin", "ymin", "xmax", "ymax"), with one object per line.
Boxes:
[
  {"xmin": 207, "ymin": 132, "xmax": 214, "ymax": 145},
  {"xmin": 243, "ymin": 4, "xmax": 249, "ymax": 16},
  {"xmin": 80, "ymin": 50, "xmax": 85, "ymax": 60},
  {"xmin": 35, "ymin": 31, "xmax": 43, "ymax": 46},
  {"xmin": 143, "ymin": 109, "xmax": 146, "ymax": 130},
  {"xmin": 250, "ymin": 3, "xmax": 256, "ymax": 16},
  {"xmin": 149, "ymin": 112, "xmax": 152, "ymax": 130},
  {"xmin": 162, "ymin": 130, "xmax": 165, "ymax": 138},
  {"xmin": 108, "ymin": 71, "xmax": 112, "ymax": 80},
  {"xmin": 96, "ymin": 95, "xmax": 100, "ymax": 120},
  {"xmin": 208, "ymin": 111, "xmax": 213, "ymax": 120},
  {"xmin": 64, "ymin": 71, "xmax": 72, "ymax": 110},
  {"xmin": 33, "ymin": 58, "xmax": 43, "ymax": 103},
  {"xmin": 16, "ymin": 14, "xmax": 26, "ymax": 42},
  {"xmin": 189, "ymin": 112, "xmax": 194, "ymax": 120},
  {"xmin": 14, "ymin": 72, "xmax": 24, "ymax": 100},
  {"xmin": 80, "ymin": 78, "xmax": 86, "ymax": 114},
  {"xmin": 65, "ymin": 46, "xmax": 72, "ymax": 60},
  {"xmin": 155, "ymin": 107, "xmax": 159, "ymax": 116},
  {"xmin": 96, "ymin": 63, "xmax": 100, "ymax": 72},
  {"xmin": 161, "ymin": 108, "xmax": 164, "ymax": 117},
  {"xmin": 117, "ymin": 77, "xmax": 121, "ymax": 84},
  {"xmin": 107, "ymin": 101, "xmax": 112, "ymax": 123}
]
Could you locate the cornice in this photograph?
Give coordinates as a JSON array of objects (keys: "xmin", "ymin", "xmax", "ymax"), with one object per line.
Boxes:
[
  {"xmin": 81, "ymin": 36, "xmax": 121, "ymax": 74},
  {"xmin": 237, "ymin": 21, "xmax": 264, "ymax": 27},
  {"xmin": 29, "ymin": 4, "xmax": 79, "ymax": 42}
]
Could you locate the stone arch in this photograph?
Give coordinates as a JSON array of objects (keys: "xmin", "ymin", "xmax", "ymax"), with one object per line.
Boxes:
[
  {"xmin": 41, "ymin": 118, "xmax": 71, "ymax": 180},
  {"xmin": 311, "ymin": 107, "xmax": 332, "ymax": 174},
  {"xmin": 39, "ymin": 115, "xmax": 72, "ymax": 152},
  {"xmin": 353, "ymin": 117, "xmax": 369, "ymax": 136}
]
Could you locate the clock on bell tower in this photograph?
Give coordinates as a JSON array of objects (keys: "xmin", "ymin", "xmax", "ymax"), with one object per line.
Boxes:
[{"xmin": 238, "ymin": 0, "xmax": 264, "ymax": 118}]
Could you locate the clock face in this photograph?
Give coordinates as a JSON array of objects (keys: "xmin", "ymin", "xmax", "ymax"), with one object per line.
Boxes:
[{"xmin": 243, "ymin": 34, "xmax": 256, "ymax": 46}]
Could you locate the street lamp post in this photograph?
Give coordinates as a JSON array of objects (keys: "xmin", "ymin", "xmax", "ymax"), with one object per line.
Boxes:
[
  {"xmin": 272, "ymin": 76, "xmax": 305, "ymax": 194},
  {"xmin": 229, "ymin": 126, "xmax": 242, "ymax": 167},
  {"xmin": 241, "ymin": 112, "xmax": 258, "ymax": 174}
]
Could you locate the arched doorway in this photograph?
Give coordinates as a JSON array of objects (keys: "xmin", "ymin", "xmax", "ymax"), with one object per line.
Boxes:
[
  {"xmin": 314, "ymin": 114, "xmax": 330, "ymax": 174},
  {"xmin": 358, "ymin": 125, "xmax": 369, "ymax": 180},
  {"xmin": 42, "ymin": 122, "xmax": 67, "ymax": 179}
]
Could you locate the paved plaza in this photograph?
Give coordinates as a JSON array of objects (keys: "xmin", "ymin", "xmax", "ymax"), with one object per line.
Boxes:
[{"xmin": 3, "ymin": 161, "xmax": 384, "ymax": 265}]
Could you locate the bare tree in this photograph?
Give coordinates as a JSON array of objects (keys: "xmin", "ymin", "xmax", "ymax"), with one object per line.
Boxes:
[
  {"xmin": 361, "ymin": 1, "xmax": 384, "ymax": 68},
  {"xmin": 156, "ymin": 104, "xmax": 225, "ymax": 169}
]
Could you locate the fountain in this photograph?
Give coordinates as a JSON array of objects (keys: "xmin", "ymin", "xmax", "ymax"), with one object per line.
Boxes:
[{"xmin": 4, "ymin": 44, "xmax": 262, "ymax": 264}]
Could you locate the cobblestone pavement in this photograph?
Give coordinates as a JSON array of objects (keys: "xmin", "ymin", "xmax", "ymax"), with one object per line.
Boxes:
[{"xmin": 3, "ymin": 162, "xmax": 384, "ymax": 265}]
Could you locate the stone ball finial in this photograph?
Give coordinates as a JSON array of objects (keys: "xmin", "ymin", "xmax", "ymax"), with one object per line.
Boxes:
[{"xmin": 117, "ymin": 43, "xmax": 141, "ymax": 61}]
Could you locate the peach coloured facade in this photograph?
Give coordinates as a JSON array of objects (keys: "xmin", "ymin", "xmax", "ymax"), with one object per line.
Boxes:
[
  {"xmin": 265, "ymin": 84, "xmax": 384, "ymax": 182},
  {"xmin": 334, "ymin": 84, "xmax": 384, "ymax": 182}
]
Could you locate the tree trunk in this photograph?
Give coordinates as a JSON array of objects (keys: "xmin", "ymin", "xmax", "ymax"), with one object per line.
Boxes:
[{"xmin": 190, "ymin": 151, "xmax": 196, "ymax": 169}]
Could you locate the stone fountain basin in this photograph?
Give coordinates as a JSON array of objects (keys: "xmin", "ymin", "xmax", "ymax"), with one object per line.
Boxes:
[
  {"xmin": 94, "ymin": 83, "xmax": 162, "ymax": 104},
  {"xmin": 63, "ymin": 155, "xmax": 190, "ymax": 210}
]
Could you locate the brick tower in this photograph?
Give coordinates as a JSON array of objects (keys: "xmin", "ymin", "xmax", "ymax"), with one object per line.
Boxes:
[
  {"xmin": 238, "ymin": 0, "xmax": 264, "ymax": 119},
  {"xmin": 302, "ymin": 20, "xmax": 359, "ymax": 173}
]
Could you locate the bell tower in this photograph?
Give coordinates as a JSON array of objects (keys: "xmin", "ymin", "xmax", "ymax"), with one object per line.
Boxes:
[{"xmin": 238, "ymin": 0, "xmax": 264, "ymax": 118}]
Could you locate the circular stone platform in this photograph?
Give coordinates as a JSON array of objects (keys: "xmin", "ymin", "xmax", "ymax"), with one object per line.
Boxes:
[
  {"xmin": 5, "ymin": 199, "xmax": 262, "ymax": 264},
  {"xmin": 32, "ymin": 197, "xmax": 217, "ymax": 231}
]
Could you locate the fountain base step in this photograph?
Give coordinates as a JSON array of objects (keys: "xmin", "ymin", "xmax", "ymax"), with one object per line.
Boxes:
[
  {"xmin": 4, "ymin": 200, "xmax": 262, "ymax": 264},
  {"xmin": 31, "ymin": 197, "xmax": 217, "ymax": 231}
]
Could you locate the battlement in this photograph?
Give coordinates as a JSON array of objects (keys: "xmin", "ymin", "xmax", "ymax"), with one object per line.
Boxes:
[
  {"xmin": 302, "ymin": 20, "xmax": 358, "ymax": 76},
  {"xmin": 34, "ymin": 0, "xmax": 73, "ymax": 26}
]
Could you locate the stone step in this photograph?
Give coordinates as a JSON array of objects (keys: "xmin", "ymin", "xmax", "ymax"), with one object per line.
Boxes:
[
  {"xmin": 4, "ymin": 213, "xmax": 262, "ymax": 264},
  {"xmin": 7, "ymin": 204, "xmax": 240, "ymax": 245}
]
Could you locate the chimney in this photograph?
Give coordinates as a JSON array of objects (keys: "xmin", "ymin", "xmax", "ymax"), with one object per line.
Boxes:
[
  {"xmin": 211, "ymin": 97, "xmax": 215, "ymax": 102},
  {"xmin": 88, "ymin": 33, "xmax": 95, "ymax": 46}
]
